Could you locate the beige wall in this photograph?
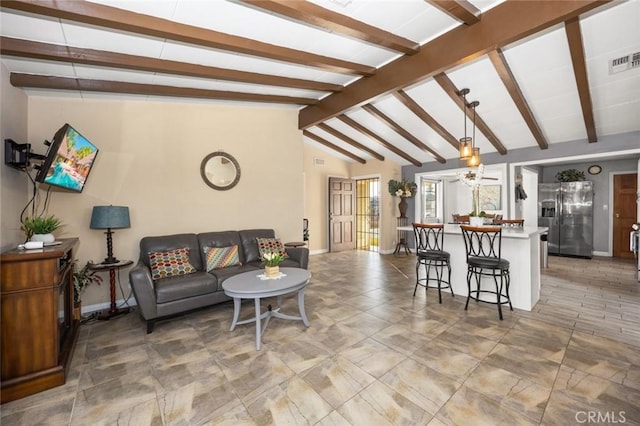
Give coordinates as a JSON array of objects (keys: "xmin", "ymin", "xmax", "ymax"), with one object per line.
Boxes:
[
  {"xmin": 302, "ymin": 144, "xmax": 350, "ymax": 253},
  {"xmin": 26, "ymin": 98, "xmax": 303, "ymax": 307},
  {"xmin": 302, "ymin": 143, "xmax": 403, "ymax": 254},
  {"xmin": 0, "ymin": 62, "xmax": 29, "ymax": 251}
]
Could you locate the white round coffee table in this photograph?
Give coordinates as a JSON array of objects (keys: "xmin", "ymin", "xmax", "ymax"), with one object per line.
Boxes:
[{"xmin": 222, "ymin": 267, "xmax": 311, "ymax": 350}]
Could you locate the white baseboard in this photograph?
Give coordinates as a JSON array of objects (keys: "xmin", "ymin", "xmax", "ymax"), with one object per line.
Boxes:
[
  {"xmin": 80, "ymin": 298, "xmax": 137, "ymax": 315},
  {"xmin": 592, "ymin": 250, "xmax": 611, "ymax": 257}
]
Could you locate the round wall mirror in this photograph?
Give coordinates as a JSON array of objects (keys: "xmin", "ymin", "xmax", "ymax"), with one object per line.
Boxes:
[{"xmin": 200, "ymin": 151, "xmax": 241, "ymax": 190}]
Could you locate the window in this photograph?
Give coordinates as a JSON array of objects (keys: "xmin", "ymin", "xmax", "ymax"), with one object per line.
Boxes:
[{"xmin": 420, "ymin": 178, "xmax": 440, "ymax": 222}]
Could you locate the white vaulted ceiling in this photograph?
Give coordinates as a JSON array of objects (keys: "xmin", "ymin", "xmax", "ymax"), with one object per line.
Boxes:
[{"xmin": 1, "ymin": 0, "xmax": 638, "ymax": 167}]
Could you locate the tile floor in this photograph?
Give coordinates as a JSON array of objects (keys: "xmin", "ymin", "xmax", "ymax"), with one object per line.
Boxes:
[{"xmin": 1, "ymin": 252, "xmax": 639, "ymax": 425}]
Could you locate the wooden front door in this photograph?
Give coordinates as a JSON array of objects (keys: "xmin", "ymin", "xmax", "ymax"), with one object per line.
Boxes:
[
  {"xmin": 329, "ymin": 178, "xmax": 355, "ymax": 252},
  {"xmin": 613, "ymin": 173, "xmax": 637, "ymax": 258}
]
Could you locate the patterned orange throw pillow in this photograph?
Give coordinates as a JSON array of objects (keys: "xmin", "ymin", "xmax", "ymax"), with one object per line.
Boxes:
[
  {"xmin": 256, "ymin": 237, "xmax": 288, "ymax": 259},
  {"xmin": 148, "ymin": 247, "xmax": 196, "ymax": 280},
  {"xmin": 204, "ymin": 245, "xmax": 241, "ymax": 272}
]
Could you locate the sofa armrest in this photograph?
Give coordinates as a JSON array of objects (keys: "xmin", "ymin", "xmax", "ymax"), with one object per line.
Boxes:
[
  {"xmin": 285, "ymin": 247, "xmax": 309, "ymax": 269},
  {"xmin": 129, "ymin": 262, "xmax": 158, "ymax": 320}
]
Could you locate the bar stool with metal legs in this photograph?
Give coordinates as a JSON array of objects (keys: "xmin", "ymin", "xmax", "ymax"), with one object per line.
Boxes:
[
  {"xmin": 412, "ymin": 223, "xmax": 453, "ymax": 303},
  {"xmin": 460, "ymin": 225, "xmax": 512, "ymax": 319}
]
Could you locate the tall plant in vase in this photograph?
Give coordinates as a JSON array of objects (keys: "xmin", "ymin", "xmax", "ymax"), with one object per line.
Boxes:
[
  {"xmin": 456, "ymin": 165, "xmax": 486, "ymax": 226},
  {"xmin": 388, "ymin": 179, "xmax": 417, "ymax": 218}
]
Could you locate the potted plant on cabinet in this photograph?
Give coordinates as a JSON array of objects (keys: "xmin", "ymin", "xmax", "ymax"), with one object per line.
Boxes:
[
  {"xmin": 21, "ymin": 215, "xmax": 63, "ymax": 243},
  {"xmin": 72, "ymin": 261, "xmax": 102, "ymax": 320},
  {"xmin": 555, "ymin": 169, "xmax": 586, "ymax": 182}
]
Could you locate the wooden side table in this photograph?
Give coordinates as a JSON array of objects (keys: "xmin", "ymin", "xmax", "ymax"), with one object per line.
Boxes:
[
  {"xmin": 89, "ymin": 260, "xmax": 133, "ymax": 320},
  {"xmin": 394, "ymin": 218, "xmax": 411, "ymax": 255},
  {"xmin": 284, "ymin": 242, "xmax": 306, "ymax": 248}
]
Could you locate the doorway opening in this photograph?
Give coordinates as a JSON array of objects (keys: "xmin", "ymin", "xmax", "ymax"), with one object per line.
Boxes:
[{"xmin": 356, "ymin": 178, "xmax": 380, "ymax": 252}]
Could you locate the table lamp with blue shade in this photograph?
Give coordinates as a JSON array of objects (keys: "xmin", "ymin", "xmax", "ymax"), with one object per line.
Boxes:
[{"xmin": 90, "ymin": 205, "xmax": 130, "ymax": 264}]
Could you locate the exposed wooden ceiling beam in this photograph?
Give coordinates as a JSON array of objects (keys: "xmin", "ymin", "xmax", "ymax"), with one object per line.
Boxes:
[
  {"xmin": 425, "ymin": 0, "xmax": 481, "ymax": 25},
  {"xmin": 337, "ymin": 115, "xmax": 421, "ymax": 167},
  {"xmin": 299, "ymin": 0, "xmax": 610, "ymax": 128},
  {"xmin": 362, "ymin": 104, "xmax": 446, "ymax": 163},
  {"xmin": 316, "ymin": 123, "xmax": 385, "ymax": 161},
  {"xmin": 565, "ymin": 17, "xmax": 597, "ymax": 143},
  {"xmin": 0, "ymin": 37, "xmax": 342, "ymax": 93},
  {"xmin": 1, "ymin": 0, "xmax": 374, "ymax": 76},
  {"xmin": 10, "ymin": 73, "xmax": 317, "ymax": 104},
  {"xmin": 239, "ymin": 0, "xmax": 419, "ymax": 55},
  {"xmin": 393, "ymin": 90, "xmax": 459, "ymax": 151},
  {"xmin": 433, "ymin": 73, "xmax": 507, "ymax": 155},
  {"xmin": 303, "ymin": 130, "xmax": 366, "ymax": 164},
  {"xmin": 488, "ymin": 49, "xmax": 548, "ymax": 150}
]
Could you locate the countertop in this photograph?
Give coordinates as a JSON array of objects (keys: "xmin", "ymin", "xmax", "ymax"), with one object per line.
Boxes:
[{"xmin": 398, "ymin": 225, "xmax": 548, "ymax": 239}]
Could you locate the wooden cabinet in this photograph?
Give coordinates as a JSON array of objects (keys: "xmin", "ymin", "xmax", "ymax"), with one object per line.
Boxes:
[{"xmin": 0, "ymin": 238, "xmax": 79, "ymax": 403}]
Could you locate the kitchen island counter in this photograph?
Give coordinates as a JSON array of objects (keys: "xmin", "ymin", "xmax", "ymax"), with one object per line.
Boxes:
[{"xmin": 402, "ymin": 224, "xmax": 548, "ymax": 311}]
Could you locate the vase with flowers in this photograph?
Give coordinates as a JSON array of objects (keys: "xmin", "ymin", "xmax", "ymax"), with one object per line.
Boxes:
[
  {"xmin": 388, "ymin": 179, "xmax": 417, "ymax": 218},
  {"xmin": 456, "ymin": 165, "xmax": 486, "ymax": 226},
  {"xmin": 262, "ymin": 251, "xmax": 285, "ymax": 277}
]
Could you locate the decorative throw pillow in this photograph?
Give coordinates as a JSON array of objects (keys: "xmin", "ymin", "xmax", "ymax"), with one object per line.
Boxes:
[
  {"xmin": 204, "ymin": 245, "xmax": 241, "ymax": 272},
  {"xmin": 256, "ymin": 237, "xmax": 288, "ymax": 259},
  {"xmin": 148, "ymin": 248, "xmax": 196, "ymax": 280}
]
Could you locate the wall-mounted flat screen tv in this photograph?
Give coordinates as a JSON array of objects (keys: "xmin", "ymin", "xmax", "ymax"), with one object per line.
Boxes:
[{"xmin": 35, "ymin": 124, "xmax": 99, "ymax": 192}]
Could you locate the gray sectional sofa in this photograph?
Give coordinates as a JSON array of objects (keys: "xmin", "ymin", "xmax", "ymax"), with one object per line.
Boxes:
[{"xmin": 129, "ymin": 229, "xmax": 309, "ymax": 333}]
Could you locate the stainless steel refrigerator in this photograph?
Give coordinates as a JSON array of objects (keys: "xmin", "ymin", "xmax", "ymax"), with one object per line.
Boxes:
[{"xmin": 538, "ymin": 182, "xmax": 593, "ymax": 258}]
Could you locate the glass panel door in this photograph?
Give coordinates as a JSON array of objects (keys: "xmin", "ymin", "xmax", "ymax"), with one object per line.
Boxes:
[{"xmin": 356, "ymin": 178, "xmax": 380, "ymax": 252}]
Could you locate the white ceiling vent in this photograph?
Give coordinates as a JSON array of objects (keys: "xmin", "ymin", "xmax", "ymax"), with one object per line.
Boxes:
[
  {"xmin": 609, "ymin": 52, "xmax": 640, "ymax": 74},
  {"xmin": 314, "ymin": 157, "xmax": 325, "ymax": 166}
]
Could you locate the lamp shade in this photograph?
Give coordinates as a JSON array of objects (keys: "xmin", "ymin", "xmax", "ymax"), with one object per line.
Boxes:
[
  {"xmin": 90, "ymin": 206, "xmax": 130, "ymax": 229},
  {"xmin": 459, "ymin": 137, "xmax": 472, "ymax": 160},
  {"xmin": 467, "ymin": 147, "xmax": 481, "ymax": 168}
]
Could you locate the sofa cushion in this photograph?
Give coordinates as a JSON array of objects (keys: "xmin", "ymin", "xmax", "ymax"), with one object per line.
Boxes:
[
  {"xmin": 140, "ymin": 233, "xmax": 202, "ymax": 271},
  {"xmin": 148, "ymin": 248, "xmax": 197, "ymax": 280},
  {"xmin": 154, "ymin": 271, "xmax": 218, "ymax": 304},
  {"xmin": 204, "ymin": 245, "xmax": 241, "ymax": 271},
  {"xmin": 198, "ymin": 231, "xmax": 244, "ymax": 264},
  {"xmin": 209, "ymin": 264, "xmax": 260, "ymax": 290},
  {"xmin": 256, "ymin": 237, "xmax": 288, "ymax": 260},
  {"xmin": 279, "ymin": 258, "xmax": 301, "ymax": 268},
  {"xmin": 239, "ymin": 229, "xmax": 275, "ymax": 264}
]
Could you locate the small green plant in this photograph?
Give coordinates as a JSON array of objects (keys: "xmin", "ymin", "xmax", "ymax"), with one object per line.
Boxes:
[
  {"xmin": 73, "ymin": 261, "xmax": 102, "ymax": 303},
  {"xmin": 469, "ymin": 210, "xmax": 487, "ymax": 217},
  {"xmin": 21, "ymin": 215, "xmax": 63, "ymax": 239},
  {"xmin": 555, "ymin": 169, "xmax": 586, "ymax": 182}
]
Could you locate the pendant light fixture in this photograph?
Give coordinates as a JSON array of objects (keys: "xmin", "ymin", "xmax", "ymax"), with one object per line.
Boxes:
[
  {"xmin": 458, "ymin": 88, "xmax": 472, "ymax": 160},
  {"xmin": 467, "ymin": 100, "xmax": 480, "ymax": 167},
  {"xmin": 458, "ymin": 88, "xmax": 481, "ymax": 168}
]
